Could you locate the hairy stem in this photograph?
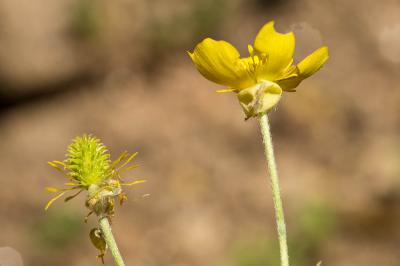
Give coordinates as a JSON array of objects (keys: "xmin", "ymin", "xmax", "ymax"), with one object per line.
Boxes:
[
  {"xmin": 99, "ymin": 217, "xmax": 126, "ymax": 266},
  {"xmin": 258, "ymin": 113, "xmax": 289, "ymax": 266}
]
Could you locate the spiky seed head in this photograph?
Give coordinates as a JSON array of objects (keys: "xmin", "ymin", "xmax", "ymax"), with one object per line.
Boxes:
[
  {"xmin": 45, "ymin": 134, "xmax": 145, "ymax": 217},
  {"xmin": 65, "ymin": 135, "xmax": 112, "ymax": 187}
]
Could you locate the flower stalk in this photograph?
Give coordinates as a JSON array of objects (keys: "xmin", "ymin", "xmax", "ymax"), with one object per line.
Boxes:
[
  {"xmin": 99, "ymin": 217, "xmax": 126, "ymax": 266},
  {"xmin": 258, "ymin": 113, "xmax": 289, "ymax": 266}
]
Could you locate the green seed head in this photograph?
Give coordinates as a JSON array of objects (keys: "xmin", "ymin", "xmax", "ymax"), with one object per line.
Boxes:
[
  {"xmin": 65, "ymin": 135, "xmax": 112, "ymax": 187},
  {"xmin": 45, "ymin": 134, "xmax": 145, "ymax": 214}
]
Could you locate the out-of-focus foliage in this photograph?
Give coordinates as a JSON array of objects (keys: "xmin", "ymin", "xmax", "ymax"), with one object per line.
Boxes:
[
  {"xmin": 232, "ymin": 203, "xmax": 336, "ymax": 266},
  {"xmin": 32, "ymin": 210, "xmax": 84, "ymax": 249},
  {"xmin": 69, "ymin": 0, "xmax": 102, "ymax": 41},
  {"xmin": 143, "ymin": 0, "xmax": 229, "ymax": 72}
]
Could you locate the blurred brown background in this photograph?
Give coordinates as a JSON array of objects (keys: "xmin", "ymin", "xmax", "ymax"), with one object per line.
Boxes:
[{"xmin": 1, "ymin": 0, "xmax": 400, "ymax": 265}]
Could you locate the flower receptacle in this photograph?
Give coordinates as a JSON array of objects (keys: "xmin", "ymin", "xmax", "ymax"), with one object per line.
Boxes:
[{"xmin": 237, "ymin": 80, "xmax": 282, "ymax": 119}]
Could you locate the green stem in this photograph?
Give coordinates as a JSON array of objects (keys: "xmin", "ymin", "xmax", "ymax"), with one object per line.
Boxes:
[
  {"xmin": 99, "ymin": 217, "xmax": 126, "ymax": 266},
  {"xmin": 258, "ymin": 113, "xmax": 289, "ymax": 266}
]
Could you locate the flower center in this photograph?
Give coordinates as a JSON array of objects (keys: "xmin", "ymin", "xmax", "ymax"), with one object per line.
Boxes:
[{"xmin": 241, "ymin": 44, "xmax": 268, "ymax": 83}]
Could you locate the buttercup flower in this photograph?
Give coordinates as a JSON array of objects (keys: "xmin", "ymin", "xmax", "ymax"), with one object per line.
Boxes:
[{"xmin": 189, "ymin": 21, "xmax": 329, "ymax": 119}]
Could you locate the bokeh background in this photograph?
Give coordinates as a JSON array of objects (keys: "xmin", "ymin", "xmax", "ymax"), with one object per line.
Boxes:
[{"xmin": 1, "ymin": 0, "xmax": 400, "ymax": 265}]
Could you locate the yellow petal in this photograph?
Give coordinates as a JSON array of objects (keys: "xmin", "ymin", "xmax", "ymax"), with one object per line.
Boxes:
[
  {"xmin": 277, "ymin": 47, "xmax": 329, "ymax": 91},
  {"xmin": 276, "ymin": 75, "xmax": 302, "ymax": 91},
  {"xmin": 254, "ymin": 21, "xmax": 295, "ymax": 79},
  {"xmin": 64, "ymin": 182, "xmax": 80, "ymax": 186},
  {"xmin": 216, "ymin": 88, "xmax": 237, "ymax": 93},
  {"xmin": 45, "ymin": 187, "xmax": 62, "ymax": 193},
  {"xmin": 237, "ymin": 81, "xmax": 282, "ymax": 118},
  {"xmin": 297, "ymin": 46, "xmax": 329, "ymax": 78},
  {"xmin": 115, "ymin": 152, "xmax": 138, "ymax": 171},
  {"xmin": 189, "ymin": 38, "xmax": 253, "ymax": 89},
  {"xmin": 44, "ymin": 191, "xmax": 66, "ymax": 210},
  {"xmin": 47, "ymin": 161, "xmax": 64, "ymax": 172},
  {"xmin": 275, "ymin": 65, "xmax": 301, "ymax": 91},
  {"xmin": 122, "ymin": 179, "xmax": 147, "ymax": 186}
]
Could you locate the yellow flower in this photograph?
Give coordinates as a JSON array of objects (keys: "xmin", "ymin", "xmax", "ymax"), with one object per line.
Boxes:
[{"xmin": 188, "ymin": 21, "xmax": 329, "ymax": 119}]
